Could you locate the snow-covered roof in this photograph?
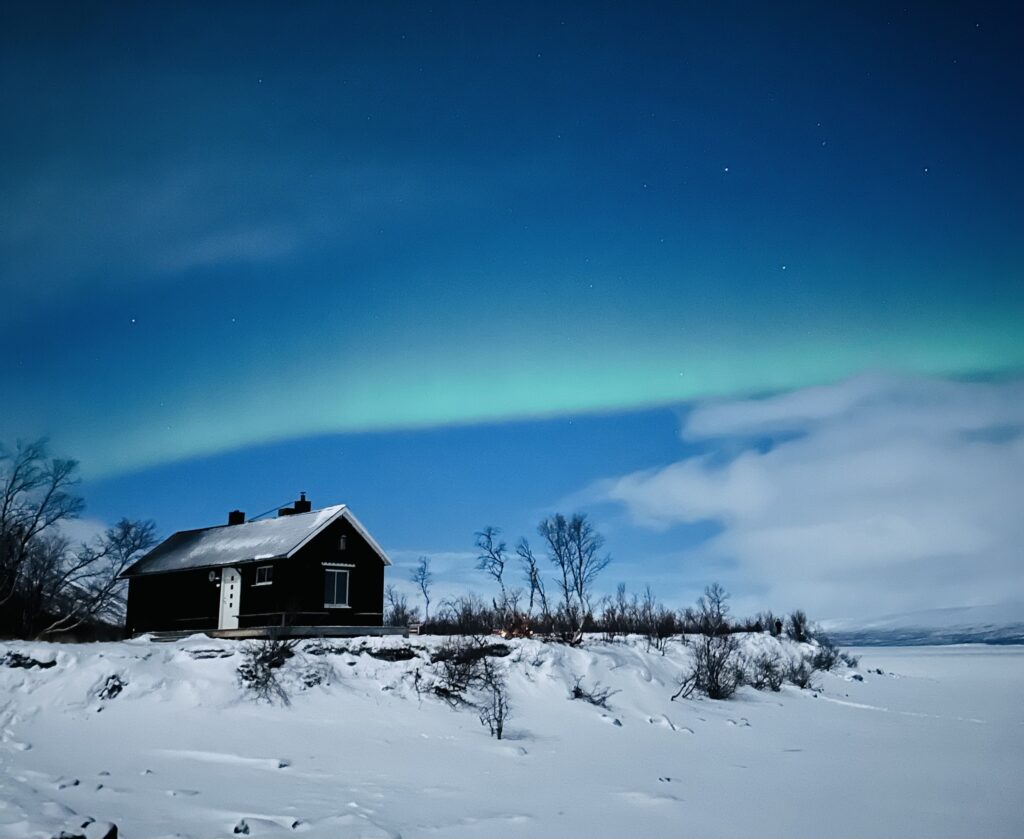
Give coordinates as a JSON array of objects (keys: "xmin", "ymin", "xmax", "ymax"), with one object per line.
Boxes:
[{"xmin": 122, "ymin": 505, "xmax": 391, "ymax": 577}]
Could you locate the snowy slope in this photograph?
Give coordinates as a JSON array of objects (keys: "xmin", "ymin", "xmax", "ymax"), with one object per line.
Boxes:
[{"xmin": 0, "ymin": 635, "xmax": 1021, "ymax": 839}]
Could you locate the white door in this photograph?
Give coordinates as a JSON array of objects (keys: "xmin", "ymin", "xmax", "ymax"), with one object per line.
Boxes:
[{"xmin": 218, "ymin": 567, "xmax": 241, "ymax": 630}]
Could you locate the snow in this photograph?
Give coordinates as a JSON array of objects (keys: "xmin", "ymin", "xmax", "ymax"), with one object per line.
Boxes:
[
  {"xmin": 125, "ymin": 506, "xmax": 348, "ymax": 575},
  {"xmin": 0, "ymin": 636, "xmax": 1021, "ymax": 838}
]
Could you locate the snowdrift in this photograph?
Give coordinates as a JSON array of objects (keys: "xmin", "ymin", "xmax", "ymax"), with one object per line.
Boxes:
[{"xmin": 0, "ymin": 635, "xmax": 1020, "ymax": 839}]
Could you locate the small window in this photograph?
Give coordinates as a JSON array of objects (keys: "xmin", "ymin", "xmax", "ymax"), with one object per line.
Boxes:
[
  {"xmin": 339, "ymin": 535, "xmax": 347, "ymax": 551},
  {"xmin": 255, "ymin": 565, "xmax": 273, "ymax": 586},
  {"xmin": 324, "ymin": 568, "xmax": 350, "ymax": 608}
]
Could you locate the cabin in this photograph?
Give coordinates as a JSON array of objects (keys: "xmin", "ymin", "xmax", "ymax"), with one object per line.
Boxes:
[{"xmin": 121, "ymin": 495, "xmax": 391, "ymax": 636}]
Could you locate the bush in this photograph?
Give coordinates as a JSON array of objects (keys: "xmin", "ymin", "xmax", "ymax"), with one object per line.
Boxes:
[
  {"xmin": 745, "ymin": 650, "xmax": 784, "ymax": 691},
  {"xmin": 811, "ymin": 635, "xmax": 841, "ymax": 671},
  {"xmin": 477, "ymin": 659, "xmax": 511, "ymax": 739},
  {"xmin": 237, "ymin": 638, "xmax": 298, "ymax": 705},
  {"xmin": 786, "ymin": 609, "xmax": 810, "ymax": 643},
  {"xmin": 786, "ymin": 653, "xmax": 818, "ymax": 690},
  {"xmin": 384, "ymin": 585, "xmax": 421, "ymax": 627},
  {"xmin": 569, "ymin": 675, "xmax": 619, "ymax": 708},
  {"xmin": 422, "ymin": 594, "xmax": 497, "ymax": 635},
  {"xmin": 672, "ymin": 584, "xmax": 742, "ymax": 701},
  {"xmin": 840, "ymin": 651, "xmax": 860, "ymax": 668},
  {"xmin": 685, "ymin": 632, "xmax": 742, "ymax": 699},
  {"xmin": 430, "ymin": 636, "xmax": 490, "ymax": 705}
]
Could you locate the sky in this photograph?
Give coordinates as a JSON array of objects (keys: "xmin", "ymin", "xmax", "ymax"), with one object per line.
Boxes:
[{"xmin": 2, "ymin": 2, "xmax": 1022, "ymax": 620}]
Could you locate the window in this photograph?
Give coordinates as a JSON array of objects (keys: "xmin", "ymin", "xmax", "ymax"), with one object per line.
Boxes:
[
  {"xmin": 324, "ymin": 568, "xmax": 350, "ymax": 608},
  {"xmin": 339, "ymin": 535, "xmax": 347, "ymax": 551},
  {"xmin": 254, "ymin": 565, "xmax": 273, "ymax": 586}
]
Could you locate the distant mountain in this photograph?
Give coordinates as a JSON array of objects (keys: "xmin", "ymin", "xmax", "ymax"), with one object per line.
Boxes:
[{"xmin": 821, "ymin": 603, "xmax": 1024, "ymax": 646}]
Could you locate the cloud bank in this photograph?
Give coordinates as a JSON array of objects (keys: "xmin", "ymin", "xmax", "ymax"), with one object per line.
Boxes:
[{"xmin": 601, "ymin": 375, "xmax": 1024, "ymax": 619}]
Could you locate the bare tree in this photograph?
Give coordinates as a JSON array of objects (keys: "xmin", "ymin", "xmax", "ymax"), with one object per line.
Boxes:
[
  {"xmin": 411, "ymin": 556, "xmax": 433, "ymax": 621},
  {"xmin": 515, "ymin": 537, "xmax": 548, "ymax": 618},
  {"xmin": 32, "ymin": 518, "xmax": 156, "ymax": 637},
  {"xmin": 538, "ymin": 512, "xmax": 610, "ymax": 641},
  {"xmin": 474, "ymin": 526, "xmax": 509, "ymax": 613},
  {"xmin": 384, "ymin": 584, "xmax": 420, "ymax": 626},
  {"xmin": 695, "ymin": 582, "xmax": 732, "ymax": 635},
  {"xmin": 1, "ymin": 439, "xmax": 83, "ymax": 606}
]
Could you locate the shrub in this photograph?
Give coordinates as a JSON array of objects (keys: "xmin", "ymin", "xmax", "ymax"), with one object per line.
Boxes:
[
  {"xmin": 477, "ymin": 659, "xmax": 511, "ymax": 739},
  {"xmin": 811, "ymin": 635, "xmax": 841, "ymax": 671},
  {"xmin": 745, "ymin": 650, "xmax": 784, "ymax": 691},
  {"xmin": 786, "ymin": 653, "xmax": 819, "ymax": 690},
  {"xmin": 237, "ymin": 638, "xmax": 298, "ymax": 705},
  {"xmin": 754, "ymin": 610, "xmax": 782, "ymax": 636},
  {"xmin": 672, "ymin": 584, "xmax": 742, "ymax": 701},
  {"xmin": 423, "ymin": 594, "xmax": 496, "ymax": 635},
  {"xmin": 699, "ymin": 633, "xmax": 742, "ymax": 699},
  {"xmin": 569, "ymin": 675, "xmax": 620, "ymax": 708},
  {"xmin": 384, "ymin": 585, "xmax": 421, "ymax": 627},
  {"xmin": 786, "ymin": 609, "xmax": 810, "ymax": 643},
  {"xmin": 430, "ymin": 636, "xmax": 489, "ymax": 705},
  {"xmin": 840, "ymin": 651, "xmax": 860, "ymax": 668}
]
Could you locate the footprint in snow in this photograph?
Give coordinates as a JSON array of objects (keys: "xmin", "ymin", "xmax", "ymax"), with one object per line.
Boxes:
[
  {"xmin": 167, "ymin": 789, "xmax": 200, "ymax": 797},
  {"xmin": 56, "ymin": 777, "xmax": 80, "ymax": 789}
]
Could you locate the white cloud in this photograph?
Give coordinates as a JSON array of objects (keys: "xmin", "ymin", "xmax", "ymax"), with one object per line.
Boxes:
[
  {"xmin": 56, "ymin": 516, "xmax": 109, "ymax": 547},
  {"xmin": 600, "ymin": 375, "xmax": 1024, "ymax": 619}
]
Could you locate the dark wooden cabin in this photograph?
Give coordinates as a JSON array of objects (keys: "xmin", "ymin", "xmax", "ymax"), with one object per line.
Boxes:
[{"xmin": 121, "ymin": 495, "xmax": 391, "ymax": 635}]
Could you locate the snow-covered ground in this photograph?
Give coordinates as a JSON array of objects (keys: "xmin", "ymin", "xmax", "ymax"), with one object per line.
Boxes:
[{"xmin": 0, "ymin": 635, "xmax": 1021, "ymax": 839}]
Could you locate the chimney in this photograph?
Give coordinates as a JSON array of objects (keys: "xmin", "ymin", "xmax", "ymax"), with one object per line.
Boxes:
[
  {"xmin": 227, "ymin": 510, "xmax": 246, "ymax": 526},
  {"xmin": 277, "ymin": 506, "xmax": 295, "ymax": 517},
  {"xmin": 293, "ymin": 492, "xmax": 312, "ymax": 514}
]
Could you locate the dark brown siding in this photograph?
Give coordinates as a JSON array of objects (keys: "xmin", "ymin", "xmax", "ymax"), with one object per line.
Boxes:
[
  {"xmin": 277, "ymin": 517, "xmax": 385, "ymax": 626},
  {"xmin": 125, "ymin": 568, "xmax": 220, "ymax": 634}
]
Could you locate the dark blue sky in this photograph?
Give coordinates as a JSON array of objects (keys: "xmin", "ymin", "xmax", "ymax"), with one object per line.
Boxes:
[{"xmin": 2, "ymin": 2, "xmax": 1022, "ymax": 616}]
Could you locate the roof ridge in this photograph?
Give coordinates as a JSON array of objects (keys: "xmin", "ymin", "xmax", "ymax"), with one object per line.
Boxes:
[{"xmin": 120, "ymin": 502, "xmax": 386, "ymax": 578}]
